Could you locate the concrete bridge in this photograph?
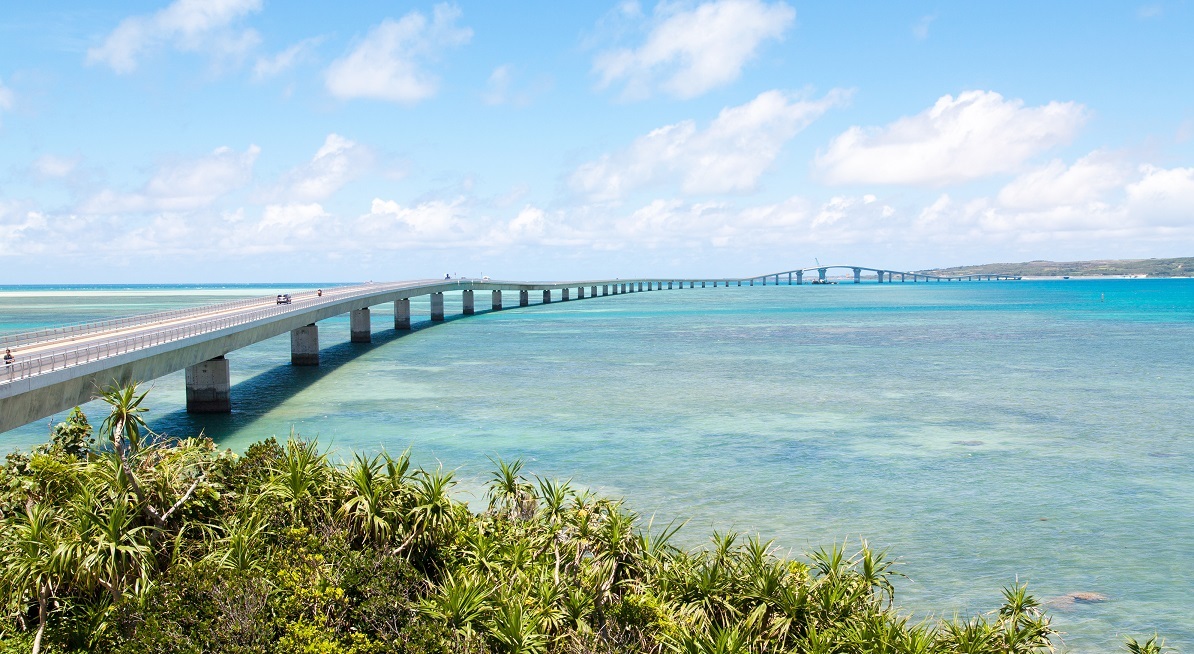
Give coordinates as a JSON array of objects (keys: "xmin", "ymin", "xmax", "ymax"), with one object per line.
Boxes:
[
  {"xmin": 743, "ymin": 266, "xmax": 1020, "ymax": 285},
  {"xmin": 0, "ymin": 269, "xmax": 1019, "ymax": 434}
]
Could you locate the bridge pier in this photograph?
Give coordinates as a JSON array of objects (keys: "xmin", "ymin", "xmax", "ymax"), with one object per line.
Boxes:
[
  {"xmin": 351, "ymin": 308, "xmax": 371, "ymax": 342},
  {"xmin": 592, "ymin": 285, "xmax": 598, "ymax": 297},
  {"xmin": 395, "ymin": 299, "xmax": 411, "ymax": 329},
  {"xmin": 520, "ymin": 290, "xmax": 529, "ymax": 306},
  {"xmin": 818, "ymin": 268, "xmax": 827, "ymax": 282},
  {"xmin": 543, "ymin": 290, "xmax": 552, "ymax": 304},
  {"xmin": 877, "ymin": 271, "xmax": 885, "ymax": 283},
  {"xmin": 796, "ymin": 271, "xmax": 803, "ymax": 285},
  {"xmin": 492, "ymin": 290, "xmax": 503, "ymax": 311},
  {"xmin": 901, "ymin": 273, "xmax": 905, "ymax": 282},
  {"xmin": 749, "ymin": 279, "xmax": 754, "ymax": 286},
  {"xmin": 577, "ymin": 287, "xmax": 585, "ymax": 299},
  {"xmin": 562, "ymin": 288, "xmax": 570, "ymax": 301},
  {"xmin": 290, "ymin": 324, "xmax": 319, "ymax": 366},
  {"xmin": 462, "ymin": 290, "xmax": 475, "ymax": 315},
  {"xmin": 853, "ymin": 268, "xmax": 861, "ymax": 284},
  {"xmin": 431, "ymin": 293, "xmax": 445, "ymax": 320},
  {"xmin": 702, "ymin": 281, "xmax": 706, "ymax": 288},
  {"xmin": 185, "ymin": 356, "xmax": 231, "ymax": 414}
]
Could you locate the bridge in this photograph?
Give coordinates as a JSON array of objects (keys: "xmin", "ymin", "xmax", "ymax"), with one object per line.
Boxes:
[{"xmin": 0, "ymin": 268, "xmax": 1019, "ymax": 434}]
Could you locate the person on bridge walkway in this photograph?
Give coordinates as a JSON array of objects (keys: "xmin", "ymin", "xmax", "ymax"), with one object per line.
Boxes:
[{"xmin": 3, "ymin": 349, "xmax": 13, "ymax": 365}]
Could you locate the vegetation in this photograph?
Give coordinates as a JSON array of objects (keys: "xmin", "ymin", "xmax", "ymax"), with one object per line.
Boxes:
[
  {"xmin": 0, "ymin": 385, "xmax": 1167, "ymax": 653},
  {"xmin": 918, "ymin": 257, "xmax": 1194, "ymax": 278}
]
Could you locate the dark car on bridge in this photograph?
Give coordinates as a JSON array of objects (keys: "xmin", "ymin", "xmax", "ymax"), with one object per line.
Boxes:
[{"xmin": 276, "ymin": 294, "xmax": 292, "ymax": 304}]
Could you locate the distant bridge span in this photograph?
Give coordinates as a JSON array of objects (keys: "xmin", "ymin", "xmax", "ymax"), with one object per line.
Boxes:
[{"xmin": 0, "ymin": 268, "xmax": 1019, "ymax": 434}]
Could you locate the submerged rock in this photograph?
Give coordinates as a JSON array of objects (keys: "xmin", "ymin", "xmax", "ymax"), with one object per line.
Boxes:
[{"xmin": 1070, "ymin": 592, "xmax": 1109, "ymax": 603}]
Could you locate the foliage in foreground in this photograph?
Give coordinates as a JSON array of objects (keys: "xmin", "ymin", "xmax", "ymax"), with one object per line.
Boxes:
[{"xmin": 0, "ymin": 386, "xmax": 1167, "ymax": 653}]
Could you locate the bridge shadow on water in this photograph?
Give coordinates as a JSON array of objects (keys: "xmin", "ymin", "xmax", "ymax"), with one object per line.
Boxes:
[{"xmin": 149, "ymin": 313, "xmax": 481, "ymax": 443}]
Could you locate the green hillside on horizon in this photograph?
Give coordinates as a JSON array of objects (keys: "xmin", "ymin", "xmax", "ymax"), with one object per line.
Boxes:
[{"xmin": 918, "ymin": 257, "xmax": 1194, "ymax": 278}]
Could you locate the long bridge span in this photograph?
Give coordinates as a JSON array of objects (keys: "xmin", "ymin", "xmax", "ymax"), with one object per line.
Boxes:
[{"xmin": 0, "ymin": 267, "xmax": 1019, "ymax": 434}]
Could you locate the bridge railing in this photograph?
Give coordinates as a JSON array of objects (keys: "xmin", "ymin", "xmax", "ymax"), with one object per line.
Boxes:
[
  {"xmin": 0, "ymin": 294, "xmax": 281, "ymax": 351},
  {"xmin": 0, "ymin": 281, "xmax": 421, "ymax": 386}
]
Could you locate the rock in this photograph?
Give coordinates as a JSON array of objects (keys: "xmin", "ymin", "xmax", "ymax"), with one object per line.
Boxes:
[{"xmin": 1069, "ymin": 592, "xmax": 1108, "ymax": 603}]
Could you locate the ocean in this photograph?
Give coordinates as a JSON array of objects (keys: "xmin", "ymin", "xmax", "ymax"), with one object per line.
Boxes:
[{"xmin": 2, "ymin": 279, "xmax": 1191, "ymax": 652}]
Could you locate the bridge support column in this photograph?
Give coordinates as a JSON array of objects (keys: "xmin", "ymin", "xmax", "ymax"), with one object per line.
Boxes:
[
  {"xmin": 796, "ymin": 271, "xmax": 803, "ymax": 285},
  {"xmin": 492, "ymin": 290, "xmax": 503, "ymax": 311},
  {"xmin": 602, "ymin": 285, "xmax": 609, "ymax": 296},
  {"xmin": 290, "ymin": 324, "xmax": 319, "ymax": 366},
  {"xmin": 431, "ymin": 293, "xmax": 445, "ymax": 321},
  {"xmin": 818, "ymin": 268, "xmax": 827, "ymax": 282},
  {"xmin": 185, "ymin": 356, "xmax": 231, "ymax": 414},
  {"xmin": 394, "ymin": 299, "xmax": 411, "ymax": 330},
  {"xmin": 701, "ymin": 281, "xmax": 706, "ymax": 288},
  {"xmin": 578, "ymin": 287, "xmax": 585, "ymax": 299},
  {"xmin": 738, "ymin": 280, "xmax": 741, "ymax": 286},
  {"xmin": 901, "ymin": 273, "xmax": 906, "ymax": 282},
  {"xmin": 877, "ymin": 271, "xmax": 885, "ymax": 283},
  {"xmin": 853, "ymin": 268, "xmax": 861, "ymax": 284},
  {"xmin": 749, "ymin": 280, "xmax": 754, "ymax": 286},
  {"xmin": 351, "ymin": 308, "xmax": 371, "ymax": 343},
  {"xmin": 520, "ymin": 290, "xmax": 529, "ymax": 306},
  {"xmin": 462, "ymin": 290, "xmax": 475, "ymax": 315},
  {"xmin": 543, "ymin": 290, "xmax": 552, "ymax": 304},
  {"xmin": 592, "ymin": 285, "xmax": 598, "ymax": 297},
  {"xmin": 562, "ymin": 288, "xmax": 570, "ymax": 301}
]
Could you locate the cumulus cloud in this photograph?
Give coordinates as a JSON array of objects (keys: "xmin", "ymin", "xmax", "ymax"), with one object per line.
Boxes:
[
  {"xmin": 87, "ymin": 0, "xmax": 263, "ymax": 73},
  {"xmin": 997, "ymin": 152, "xmax": 1130, "ymax": 209},
  {"xmin": 83, "ymin": 144, "xmax": 260, "ymax": 213},
  {"xmin": 254, "ymin": 36, "xmax": 323, "ymax": 79},
  {"xmin": 325, "ymin": 4, "xmax": 472, "ymax": 104},
  {"xmin": 572, "ymin": 89, "xmax": 848, "ymax": 201},
  {"xmin": 261, "ymin": 134, "xmax": 373, "ymax": 202},
  {"xmin": 594, "ymin": 0, "xmax": 795, "ymax": 100},
  {"xmin": 816, "ymin": 90, "xmax": 1086, "ymax": 186},
  {"xmin": 1125, "ymin": 164, "xmax": 1194, "ymax": 224}
]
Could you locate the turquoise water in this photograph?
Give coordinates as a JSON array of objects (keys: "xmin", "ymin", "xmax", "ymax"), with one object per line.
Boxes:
[{"xmin": 2, "ymin": 280, "xmax": 1192, "ymax": 652}]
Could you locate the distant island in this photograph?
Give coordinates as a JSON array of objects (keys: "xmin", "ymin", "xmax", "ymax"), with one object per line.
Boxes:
[{"xmin": 918, "ymin": 257, "xmax": 1194, "ymax": 278}]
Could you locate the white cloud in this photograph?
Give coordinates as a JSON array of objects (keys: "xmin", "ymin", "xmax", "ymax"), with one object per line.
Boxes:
[
  {"xmin": 572, "ymin": 89, "xmax": 849, "ymax": 200},
  {"xmin": 594, "ymin": 0, "xmax": 796, "ymax": 100},
  {"xmin": 32, "ymin": 155, "xmax": 80, "ymax": 179},
  {"xmin": 1125, "ymin": 165, "xmax": 1194, "ymax": 224},
  {"xmin": 325, "ymin": 4, "xmax": 472, "ymax": 104},
  {"xmin": 87, "ymin": 0, "xmax": 263, "ymax": 73},
  {"xmin": 359, "ymin": 197, "xmax": 472, "ymax": 244},
  {"xmin": 254, "ymin": 36, "xmax": 323, "ymax": 79},
  {"xmin": 912, "ymin": 14, "xmax": 936, "ymax": 40},
  {"xmin": 0, "ymin": 77, "xmax": 12, "ymax": 111},
  {"xmin": 83, "ymin": 144, "xmax": 260, "ymax": 213},
  {"xmin": 998, "ymin": 152, "xmax": 1130, "ymax": 210},
  {"xmin": 816, "ymin": 90, "xmax": 1087, "ymax": 186},
  {"xmin": 262, "ymin": 134, "xmax": 373, "ymax": 202}
]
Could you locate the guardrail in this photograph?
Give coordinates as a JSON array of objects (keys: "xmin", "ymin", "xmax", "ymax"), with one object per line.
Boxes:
[
  {"xmin": 0, "ymin": 281, "xmax": 418, "ymax": 386},
  {"xmin": 0, "ymin": 294, "xmax": 278, "ymax": 350}
]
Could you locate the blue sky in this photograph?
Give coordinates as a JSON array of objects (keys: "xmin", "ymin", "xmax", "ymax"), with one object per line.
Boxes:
[{"xmin": 1, "ymin": 1, "xmax": 1192, "ymax": 282}]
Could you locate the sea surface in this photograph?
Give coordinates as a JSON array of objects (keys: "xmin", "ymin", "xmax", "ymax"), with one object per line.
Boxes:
[{"xmin": 2, "ymin": 280, "xmax": 1191, "ymax": 653}]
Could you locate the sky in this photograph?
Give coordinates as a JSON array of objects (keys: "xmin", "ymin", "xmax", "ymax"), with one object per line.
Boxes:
[{"xmin": 1, "ymin": 1, "xmax": 1192, "ymax": 283}]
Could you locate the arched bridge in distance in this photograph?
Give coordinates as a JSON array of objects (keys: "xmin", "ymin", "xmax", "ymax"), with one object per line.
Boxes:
[{"xmin": 0, "ymin": 266, "xmax": 1021, "ymax": 434}]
